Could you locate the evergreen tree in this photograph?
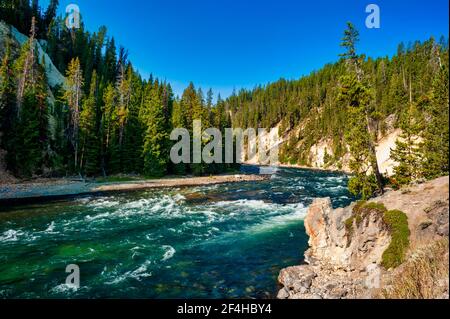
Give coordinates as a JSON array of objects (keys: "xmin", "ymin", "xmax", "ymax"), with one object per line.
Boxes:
[
  {"xmin": 115, "ymin": 49, "xmax": 131, "ymax": 159},
  {"xmin": 141, "ymin": 84, "xmax": 169, "ymax": 177},
  {"xmin": 12, "ymin": 92, "xmax": 43, "ymax": 176},
  {"xmin": 339, "ymin": 74, "xmax": 378, "ymax": 199},
  {"xmin": 170, "ymin": 98, "xmax": 187, "ymax": 175},
  {"xmin": 79, "ymin": 70, "xmax": 99, "ymax": 175},
  {"xmin": 63, "ymin": 57, "xmax": 84, "ymax": 171},
  {"xmin": 43, "ymin": 0, "xmax": 59, "ymax": 34},
  {"xmin": 390, "ymin": 102, "xmax": 424, "ymax": 186},
  {"xmin": 5, "ymin": 17, "xmax": 49, "ymax": 177},
  {"xmin": 422, "ymin": 65, "xmax": 449, "ymax": 178},
  {"xmin": 0, "ymin": 35, "xmax": 16, "ymax": 142},
  {"xmin": 121, "ymin": 69, "xmax": 145, "ymax": 174},
  {"xmin": 102, "ymin": 83, "xmax": 119, "ymax": 174},
  {"xmin": 15, "ymin": 17, "xmax": 38, "ymax": 116},
  {"xmin": 102, "ymin": 37, "xmax": 117, "ymax": 84},
  {"xmin": 338, "ymin": 22, "xmax": 384, "ymax": 198}
]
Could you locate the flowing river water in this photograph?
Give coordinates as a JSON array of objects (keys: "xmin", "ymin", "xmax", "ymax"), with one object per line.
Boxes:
[{"xmin": 0, "ymin": 167, "xmax": 354, "ymax": 298}]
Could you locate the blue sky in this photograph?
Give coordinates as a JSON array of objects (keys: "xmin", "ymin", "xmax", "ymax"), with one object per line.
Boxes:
[{"xmin": 41, "ymin": 0, "xmax": 449, "ymax": 98}]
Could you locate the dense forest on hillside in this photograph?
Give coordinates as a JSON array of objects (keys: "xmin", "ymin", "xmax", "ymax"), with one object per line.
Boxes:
[
  {"xmin": 230, "ymin": 36, "xmax": 448, "ymax": 165},
  {"xmin": 0, "ymin": 1, "xmax": 448, "ymax": 199},
  {"xmin": 0, "ymin": 0, "xmax": 235, "ymax": 178},
  {"xmin": 228, "ymin": 26, "xmax": 448, "ymax": 196}
]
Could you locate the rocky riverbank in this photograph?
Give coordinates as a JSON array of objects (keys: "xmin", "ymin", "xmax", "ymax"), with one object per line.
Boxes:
[
  {"xmin": 277, "ymin": 176, "xmax": 449, "ymax": 299},
  {"xmin": 0, "ymin": 174, "xmax": 268, "ymax": 205}
]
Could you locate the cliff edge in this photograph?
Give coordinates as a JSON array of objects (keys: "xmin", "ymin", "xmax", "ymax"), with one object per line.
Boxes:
[{"xmin": 278, "ymin": 176, "xmax": 449, "ymax": 299}]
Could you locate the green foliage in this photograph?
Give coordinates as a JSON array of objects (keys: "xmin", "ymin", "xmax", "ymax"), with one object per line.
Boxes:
[
  {"xmin": 10, "ymin": 92, "xmax": 44, "ymax": 176},
  {"xmin": 345, "ymin": 201, "xmax": 410, "ymax": 269},
  {"xmin": 338, "ymin": 23, "xmax": 383, "ymax": 195},
  {"xmin": 421, "ymin": 65, "xmax": 449, "ymax": 179},
  {"xmin": 348, "ymin": 174, "xmax": 378, "ymax": 200},
  {"xmin": 0, "ymin": 35, "xmax": 15, "ymax": 142},
  {"xmin": 323, "ymin": 148, "xmax": 333, "ymax": 166},
  {"xmin": 141, "ymin": 82, "xmax": 170, "ymax": 177},
  {"xmin": 381, "ymin": 210, "xmax": 411, "ymax": 269},
  {"xmin": 2, "ymin": 20, "xmax": 48, "ymax": 177},
  {"xmin": 390, "ymin": 103, "xmax": 424, "ymax": 185},
  {"xmin": 79, "ymin": 71, "xmax": 99, "ymax": 176}
]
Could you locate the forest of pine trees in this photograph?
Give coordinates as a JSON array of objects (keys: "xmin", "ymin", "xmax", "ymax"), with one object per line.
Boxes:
[
  {"xmin": 229, "ymin": 24, "xmax": 448, "ymax": 197},
  {"xmin": 0, "ymin": 0, "xmax": 235, "ymax": 178},
  {"xmin": 0, "ymin": 1, "xmax": 448, "ymax": 199}
]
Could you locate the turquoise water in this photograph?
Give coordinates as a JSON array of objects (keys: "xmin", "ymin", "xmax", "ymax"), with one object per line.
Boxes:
[{"xmin": 0, "ymin": 167, "xmax": 353, "ymax": 299}]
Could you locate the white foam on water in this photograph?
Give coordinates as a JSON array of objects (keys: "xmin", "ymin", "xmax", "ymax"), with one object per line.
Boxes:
[
  {"xmin": 173, "ymin": 194, "xmax": 186, "ymax": 202},
  {"xmin": 44, "ymin": 221, "xmax": 56, "ymax": 233},
  {"xmin": 325, "ymin": 176, "xmax": 346, "ymax": 182},
  {"xmin": 85, "ymin": 212, "xmax": 111, "ymax": 221},
  {"xmin": 83, "ymin": 194, "xmax": 188, "ymax": 223},
  {"xmin": 87, "ymin": 197, "xmax": 120, "ymax": 209},
  {"xmin": 0, "ymin": 229, "xmax": 37, "ymax": 242},
  {"xmin": 130, "ymin": 260, "xmax": 153, "ymax": 279},
  {"xmin": 0, "ymin": 229, "xmax": 23, "ymax": 242},
  {"xmin": 161, "ymin": 245, "xmax": 176, "ymax": 261},
  {"xmin": 211, "ymin": 199, "xmax": 305, "ymax": 216},
  {"xmin": 105, "ymin": 260, "xmax": 153, "ymax": 285},
  {"xmin": 212, "ymin": 199, "xmax": 272, "ymax": 210},
  {"xmin": 50, "ymin": 283, "xmax": 79, "ymax": 294},
  {"xmin": 243, "ymin": 204, "xmax": 308, "ymax": 234}
]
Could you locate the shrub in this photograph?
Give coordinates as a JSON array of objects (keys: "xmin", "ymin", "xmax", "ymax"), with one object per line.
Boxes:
[
  {"xmin": 348, "ymin": 173, "xmax": 378, "ymax": 200},
  {"xmin": 381, "ymin": 209, "xmax": 410, "ymax": 269}
]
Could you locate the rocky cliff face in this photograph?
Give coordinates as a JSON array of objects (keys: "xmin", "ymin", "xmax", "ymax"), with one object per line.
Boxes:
[
  {"xmin": 277, "ymin": 176, "xmax": 449, "ymax": 299},
  {"xmin": 243, "ymin": 116, "xmax": 401, "ymax": 176},
  {"xmin": 0, "ymin": 21, "xmax": 66, "ymax": 181},
  {"xmin": 304, "ymin": 198, "xmax": 391, "ymax": 271},
  {"xmin": 0, "ymin": 21, "xmax": 65, "ymax": 89}
]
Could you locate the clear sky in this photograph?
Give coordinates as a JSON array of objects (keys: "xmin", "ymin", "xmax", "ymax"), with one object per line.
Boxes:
[{"xmin": 41, "ymin": 0, "xmax": 449, "ymax": 99}]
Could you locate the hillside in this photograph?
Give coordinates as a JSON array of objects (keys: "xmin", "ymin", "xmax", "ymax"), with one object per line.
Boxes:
[{"xmin": 232, "ymin": 38, "xmax": 448, "ymax": 178}]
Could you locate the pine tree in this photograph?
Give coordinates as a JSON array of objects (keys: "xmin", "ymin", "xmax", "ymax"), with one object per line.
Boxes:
[
  {"xmin": 13, "ymin": 92, "xmax": 43, "ymax": 176},
  {"xmin": 170, "ymin": 98, "xmax": 187, "ymax": 175},
  {"xmin": 141, "ymin": 84, "xmax": 169, "ymax": 177},
  {"xmin": 0, "ymin": 35, "xmax": 16, "ymax": 142},
  {"xmin": 79, "ymin": 70, "xmax": 99, "ymax": 175},
  {"xmin": 390, "ymin": 102, "xmax": 424, "ymax": 186},
  {"xmin": 339, "ymin": 22, "xmax": 384, "ymax": 198},
  {"xmin": 121, "ymin": 68, "xmax": 145, "ymax": 174},
  {"xmin": 102, "ymin": 83, "xmax": 119, "ymax": 174},
  {"xmin": 339, "ymin": 75, "xmax": 378, "ymax": 199},
  {"xmin": 6, "ymin": 17, "xmax": 49, "ymax": 177},
  {"xmin": 43, "ymin": 0, "xmax": 59, "ymax": 33},
  {"xmin": 422, "ymin": 65, "xmax": 449, "ymax": 178},
  {"xmin": 63, "ymin": 57, "xmax": 84, "ymax": 171},
  {"xmin": 115, "ymin": 49, "xmax": 131, "ymax": 161},
  {"xmin": 102, "ymin": 37, "xmax": 117, "ymax": 84},
  {"xmin": 15, "ymin": 17, "xmax": 38, "ymax": 116}
]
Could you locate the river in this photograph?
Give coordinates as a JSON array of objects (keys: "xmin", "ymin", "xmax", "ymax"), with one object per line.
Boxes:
[{"xmin": 0, "ymin": 167, "xmax": 354, "ymax": 298}]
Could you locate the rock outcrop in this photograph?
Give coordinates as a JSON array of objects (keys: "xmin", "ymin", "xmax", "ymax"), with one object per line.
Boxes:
[
  {"xmin": 278, "ymin": 176, "xmax": 449, "ymax": 299},
  {"xmin": 0, "ymin": 21, "xmax": 65, "ymax": 89},
  {"xmin": 0, "ymin": 21, "xmax": 66, "ymax": 180},
  {"xmin": 243, "ymin": 119, "xmax": 402, "ymax": 176}
]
